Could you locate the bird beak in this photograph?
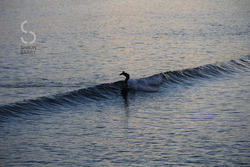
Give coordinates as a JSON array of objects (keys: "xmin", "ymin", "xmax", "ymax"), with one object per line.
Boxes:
[{"xmin": 120, "ymin": 72, "xmax": 123, "ymax": 75}]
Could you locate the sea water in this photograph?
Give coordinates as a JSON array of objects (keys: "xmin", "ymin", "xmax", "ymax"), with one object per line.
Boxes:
[{"xmin": 0, "ymin": 0, "xmax": 249, "ymax": 166}]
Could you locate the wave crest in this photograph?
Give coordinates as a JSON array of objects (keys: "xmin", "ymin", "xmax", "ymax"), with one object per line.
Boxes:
[{"xmin": 0, "ymin": 55, "xmax": 249, "ymax": 119}]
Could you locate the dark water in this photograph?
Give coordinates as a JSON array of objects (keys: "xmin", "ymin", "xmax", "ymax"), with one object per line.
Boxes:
[{"xmin": 0, "ymin": 0, "xmax": 250, "ymax": 166}]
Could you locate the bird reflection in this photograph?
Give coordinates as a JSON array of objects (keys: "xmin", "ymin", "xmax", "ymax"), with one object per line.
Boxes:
[{"xmin": 121, "ymin": 87, "xmax": 128, "ymax": 107}]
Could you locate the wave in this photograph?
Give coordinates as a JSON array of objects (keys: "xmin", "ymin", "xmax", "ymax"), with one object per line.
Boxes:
[
  {"xmin": 0, "ymin": 55, "xmax": 249, "ymax": 119},
  {"xmin": 163, "ymin": 56, "xmax": 250, "ymax": 84}
]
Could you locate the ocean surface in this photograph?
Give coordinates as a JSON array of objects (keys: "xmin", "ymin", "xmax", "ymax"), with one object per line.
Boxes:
[{"xmin": 0, "ymin": 0, "xmax": 250, "ymax": 166}]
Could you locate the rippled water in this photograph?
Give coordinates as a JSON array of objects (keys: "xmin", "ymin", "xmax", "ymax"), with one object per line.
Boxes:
[{"xmin": 0, "ymin": 0, "xmax": 250, "ymax": 166}]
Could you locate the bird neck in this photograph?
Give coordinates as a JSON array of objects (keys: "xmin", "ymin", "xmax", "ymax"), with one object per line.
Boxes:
[
  {"xmin": 123, "ymin": 74, "xmax": 129, "ymax": 88},
  {"xmin": 124, "ymin": 74, "xmax": 130, "ymax": 83}
]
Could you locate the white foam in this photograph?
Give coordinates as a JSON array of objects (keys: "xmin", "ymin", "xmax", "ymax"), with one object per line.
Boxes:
[{"xmin": 127, "ymin": 74, "xmax": 163, "ymax": 92}]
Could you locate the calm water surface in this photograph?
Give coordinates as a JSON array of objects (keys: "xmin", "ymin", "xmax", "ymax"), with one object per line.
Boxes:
[{"xmin": 0, "ymin": 0, "xmax": 249, "ymax": 166}]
